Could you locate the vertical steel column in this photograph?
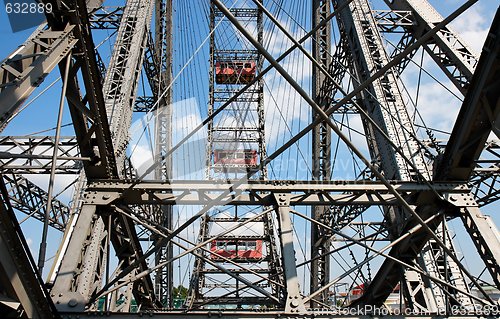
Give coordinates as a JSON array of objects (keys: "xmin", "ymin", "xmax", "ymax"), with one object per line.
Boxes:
[
  {"xmin": 257, "ymin": 0, "xmax": 268, "ymax": 179},
  {"xmin": 274, "ymin": 194, "xmax": 306, "ymax": 314},
  {"xmin": 48, "ymin": 0, "xmax": 159, "ymax": 311},
  {"xmin": 311, "ymin": 0, "xmax": 332, "ymax": 307},
  {"xmin": 153, "ymin": 0, "xmax": 174, "ymax": 307}
]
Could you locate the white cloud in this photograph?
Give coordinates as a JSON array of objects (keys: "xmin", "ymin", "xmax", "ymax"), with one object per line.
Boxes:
[
  {"xmin": 26, "ymin": 174, "xmax": 79, "ymax": 204},
  {"xmin": 129, "ymin": 144, "xmax": 154, "ymax": 178},
  {"xmin": 412, "ymin": 81, "xmax": 461, "ymax": 131},
  {"xmin": 128, "ymin": 97, "xmax": 208, "ymax": 180},
  {"xmin": 263, "ymin": 51, "xmax": 312, "ymax": 147},
  {"xmin": 263, "ymin": 13, "xmax": 310, "ymax": 57},
  {"xmin": 450, "ymin": 2, "xmax": 494, "ymax": 54}
]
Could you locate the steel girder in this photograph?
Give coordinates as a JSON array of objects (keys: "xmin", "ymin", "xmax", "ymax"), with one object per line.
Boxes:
[
  {"xmin": 0, "ymin": 176, "xmax": 55, "ymax": 318},
  {"xmin": 152, "ymin": 0, "xmax": 174, "ymax": 307},
  {"xmin": 88, "ymin": 5, "xmax": 160, "ymax": 116},
  {"xmin": 0, "ymin": 25, "xmax": 78, "ymax": 131},
  {"xmin": 87, "ymin": 4, "xmax": 166, "ymax": 117},
  {"xmin": 383, "ymin": 0, "xmax": 478, "ymax": 93},
  {"xmin": 42, "ymin": 0, "xmax": 118, "ymax": 179},
  {"xmin": 335, "ymin": 0, "xmax": 468, "ymax": 310},
  {"xmin": 274, "ymin": 194, "xmax": 306, "ymax": 313},
  {"xmin": 81, "ymin": 180, "xmax": 468, "ymax": 207},
  {"xmin": 101, "ymin": 0, "xmax": 153, "ymax": 168},
  {"xmin": 39, "ymin": 0, "xmax": 159, "ymax": 311},
  {"xmin": 436, "ymin": 9, "xmax": 500, "ymax": 286},
  {"xmin": 311, "ymin": 0, "xmax": 332, "ymax": 306}
]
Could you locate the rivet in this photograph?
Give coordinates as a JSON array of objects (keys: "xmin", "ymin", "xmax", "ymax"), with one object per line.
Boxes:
[{"xmin": 68, "ymin": 298, "xmax": 78, "ymax": 307}]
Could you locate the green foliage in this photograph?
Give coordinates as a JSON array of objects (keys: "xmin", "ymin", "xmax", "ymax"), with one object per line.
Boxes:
[
  {"xmin": 171, "ymin": 285, "xmax": 188, "ymax": 308},
  {"xmin": 172, "ymin": 285, "xmax": 188, "ymax": 299}
]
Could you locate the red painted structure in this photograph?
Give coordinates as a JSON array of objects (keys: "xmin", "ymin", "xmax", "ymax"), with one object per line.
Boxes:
[
  {"xmin": 213, "ymin": 149, "xmax": 258, "ymax": 166},
  {"xmin": 350, "ymin": 283, "xmax": 365, "ymax": 297},
  {"xmin": 215, "ymin": 61, "xmax": 256, "ymax": 84},
  {"xmin": 210, "ymin": 240, "xmax": 263, "ymax": 261}
]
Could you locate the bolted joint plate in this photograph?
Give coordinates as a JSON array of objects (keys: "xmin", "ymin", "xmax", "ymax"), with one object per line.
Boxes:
[
  {"xmin": 285, "ymin": 294, "xmax": 307, "ymax": 314},
  {"xmin": 274, "ymin": 193, "xmax": 290, "ymax": 207},
  {"xmin": 83, "ymin": 190, "xmax": 119, "ymax": 205},
  {"xmin": 444, "ymin": 192, "xmax": 478, "ymax": 207},
  {"xmin": 50, "ymin": 291, "xmax": 86, "ymax": 312}
]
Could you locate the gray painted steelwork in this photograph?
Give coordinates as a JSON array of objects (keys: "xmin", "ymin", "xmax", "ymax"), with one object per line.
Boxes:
[{"xmin": 0, "ymin": 0, "xmax": 498, "ymax": 317}]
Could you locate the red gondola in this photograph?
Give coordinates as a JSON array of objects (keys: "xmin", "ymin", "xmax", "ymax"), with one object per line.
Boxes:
[
  {"xmin": 215, "ymin": 61, "xmax": 256, "ymax": 84},
  {"xmin": 350, "ymin": 283, "xmax": 365, "ymax": 297},
  {"xmin": 210, "ymin": 240, "xmax": 263, "ymax": 261},
  {"xmin": 213, "ymin": 149, "xmax": 257, "ymax": 166}
]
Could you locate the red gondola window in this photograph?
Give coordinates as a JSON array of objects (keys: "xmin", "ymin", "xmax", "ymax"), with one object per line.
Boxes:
[
  {"xmin": 210, "ymin": 240, "xmax": 263, "ymax": 261},
  {"xmin": 215, "ymin": 60, "xmax": 256, "ymax": 84}
]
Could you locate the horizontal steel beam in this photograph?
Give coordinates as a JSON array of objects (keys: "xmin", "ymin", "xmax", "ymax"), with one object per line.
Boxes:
[
  {"xmin": 89, "ymin": 191, "xmax": 399, "ymax": 206},
  {"xmin": 57, "ymin": 312, "xmax": 500, "ymax": 319},
  {"xmin": 87, "ymin": 179, "xmax": 468, "ymax": 192},
  {"xmin": 0, "ymin": 136, "xmax": 81, "ymax": 174},
  {"xmin": 83, "ymin": 180, "xmax": 469, "ymax": 206}
]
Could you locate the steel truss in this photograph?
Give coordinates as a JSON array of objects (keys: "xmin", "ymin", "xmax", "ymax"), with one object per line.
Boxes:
[
  {"xmin": 0, "ymin": 25, "xmax": 78, "ymax": 131},
  {"xmin": 0, "ymin": 0, "xmax": 498, "ymax": 318},
  {"xmin": 469, "ymin": 141, "xmax": 500, "ymax": 207},
  {"xmin": 335, "ymin": 0, "xmax": 463, "ymax": 310},
  {"xmin": 152, "ymin": 0, "xmax": 174, "ymax": 307},
  {"xmin": 0, "ymin": 136, "xmax": 81, "ymax": 174},
  {"xmin": 311, "ymin": 0, "xmax": 333, "ymax": 307},
  {"xmin": 42, "ymin": 0, "xmax": 159, "ymax": 312},
  {"xmin": 2, "ymin": 173, "xmax": 70, "ymax": 231}
]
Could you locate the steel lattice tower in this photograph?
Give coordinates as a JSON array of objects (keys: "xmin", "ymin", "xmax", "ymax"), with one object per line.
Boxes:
[
  {"xmin": 0, "ymin": 0, "xmax": 498, "ymax": 318},
  {"xmin": 186, "ymin": 0, "xmax": 284, "ymax": 309}
]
